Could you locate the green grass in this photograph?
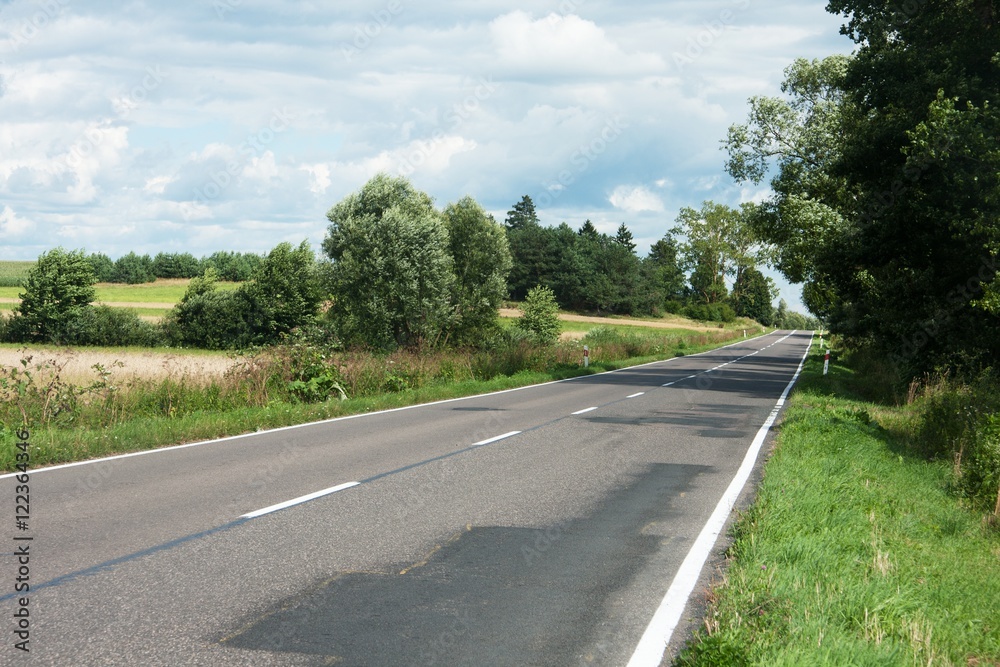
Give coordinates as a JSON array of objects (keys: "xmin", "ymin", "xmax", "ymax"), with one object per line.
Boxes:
[
  {"xmin": 0, "ymin": 260, "xmax": 34, "ymax": 287},
  {"xmin": 0, "ymin": 330, "xmax": 761, "ymax": 471},
  {"xmin": 0, "ymin": 278, "xmax": 241, "ymax": 308},
  {"xmin": 675, "ymin": 347, "xmax": 1000, "ymax": 666},
  {"xmin": 93, "ymin": 279, "xmax": 240, "ymax": 303},
  {"xmin": 561, "ymin": 320, "xmax": 686, "ymax": 335}
]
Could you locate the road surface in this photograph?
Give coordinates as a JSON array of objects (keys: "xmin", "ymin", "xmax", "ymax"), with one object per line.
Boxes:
[{"xmin": 1, "ymin": 330, "xmax": 812, "ymax": 666}]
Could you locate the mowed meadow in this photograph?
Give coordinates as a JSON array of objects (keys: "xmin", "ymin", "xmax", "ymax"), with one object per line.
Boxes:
[{"xmin": 0, "ymin": 272, "xmax": 240, "ymax": 320}]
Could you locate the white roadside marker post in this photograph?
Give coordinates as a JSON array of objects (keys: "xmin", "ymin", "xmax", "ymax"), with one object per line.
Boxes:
[
  {"xmin": 823, "ymin": 349, "xmax": 831, "ymax": 376},
  {"xmin": 583, "ymin": 345, "xmax": 590, "ymax": 368}
]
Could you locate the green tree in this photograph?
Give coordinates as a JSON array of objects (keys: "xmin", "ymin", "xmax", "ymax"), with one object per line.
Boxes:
[
  {"xmin": 615, "ymin": 223, "xmax": 636, "ymax": 253},
  {"xmin": 504, "ymin": 195, "xmax": 539, "ymax": 231},
  {"xmin": 152, "ymin": 252, "xmax": 201, "ymax": 279},
  {"xmin": 10, "ymin": 248, "xmax": 96, "ymax": 342},
  {"xmin": 726, "ymin": 8, "xmax": 1000, "ymax": 372},
  {"xmin": 724, "ymin": 56, "xmax": 852, "ymax": 318},
  {"xmin": 516, "ymin": 285, "xmax": 561, "ymax": 345},
  {"xmin": 675, "ymin": 202, "xmax": 740, "ymax": 304},
  {"xmin": 323, "ymin": 173, "xmax": 456, "ymax": 350},
  {"xmin": 578, "ymin": 219, "xmax": 599, "ymax": 239},
  {"xmin": 204, "ymin": 251, "xmax": 261, "ymax": 282},
  {"xmin": 643, "ymin": 234, "xmax": 687, "ymax": 310},
  {"xmin": 242, "ymin": 241, "xmax": 323, "ymax": 345},
  {"xmin": 442, "ymin": 197, "xmax": 512, "ymax": 345},
  {"xmin": 86, "ymin": 252, "xmax": 116, "ymax": 282},
  {"xmin": 112, "ymin": 252, "xmax": 156, "ymax": 284},
  {"xmin": 731, "ymin": 266, "xmax": 776, "ymax": 325}
]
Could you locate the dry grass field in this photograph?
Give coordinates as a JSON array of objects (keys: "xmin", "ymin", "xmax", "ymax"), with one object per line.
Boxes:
[{"xmin": 0, "ymin": 345, "xmax": 236, "ymax": 386}]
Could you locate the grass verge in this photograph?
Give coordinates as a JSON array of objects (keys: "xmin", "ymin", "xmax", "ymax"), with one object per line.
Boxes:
[{"xmin": 674, "ymin": 346, "xmax": 1000, "ymax": 666}]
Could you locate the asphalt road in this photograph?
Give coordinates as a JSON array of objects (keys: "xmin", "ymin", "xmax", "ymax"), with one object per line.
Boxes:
[{"xmin": 1, "ymin": 330, "xmax": 812, "ymax": 666}]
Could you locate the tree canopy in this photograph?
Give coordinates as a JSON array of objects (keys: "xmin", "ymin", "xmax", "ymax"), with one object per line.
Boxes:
[{"xmin": 725, "ymin": 2, "xmax": 1000, "ymax": 373}]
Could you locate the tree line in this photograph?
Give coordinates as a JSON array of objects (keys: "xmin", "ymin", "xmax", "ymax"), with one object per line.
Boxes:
[
  {"xmin": 84, "ymin": 250, "xmax": 264, "ymax": 284},
  {"xmin": 2, "ymin": 173, "xmax": 816, "ymax": 350},
  {"xmin": 504, "ymin": 195, "xmax": 792, "ymax": 326}
]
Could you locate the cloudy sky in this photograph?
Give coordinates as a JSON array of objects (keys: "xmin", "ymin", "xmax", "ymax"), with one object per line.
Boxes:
[{"xmin": 0, "ymin": 0, "xmax": 854, "ymax": 311}]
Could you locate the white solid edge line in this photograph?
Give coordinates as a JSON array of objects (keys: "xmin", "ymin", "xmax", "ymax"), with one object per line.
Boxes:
[
  {"xmin": 472, "ymin": 431, "xmax": 521, "ymax": 447},
  {"xmin": 572, "ymin": 407, "xmax": 598, "ymax": 415},
  {"xmin": 0, "ymin": 331, "xmax": 785, "ymax": 480},
  {"xmin": 627, "ymin": 392, "xmax": 645, "ymax": 399},
  {"xmin": 625, "ymin": 331, "xmax": 811, "ymax": 667},
  {"xmin": 241, "ymin": 481, "xmax": 361, "ymax": 519}
]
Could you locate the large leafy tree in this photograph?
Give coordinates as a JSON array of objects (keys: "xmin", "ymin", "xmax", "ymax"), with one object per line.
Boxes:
[
  {"xmin": 323, "ymin": 174, "xmax": 456, "ymax": 350},
  {"xmin": 243, "ymin": 241, "xmax": 323, "ymax": 343},
  {"xmin": 443, "ymin": 197, "xmax": 512, "ymax": 345},
  {"xmin": 11, "ymin": 248, "xmax": 96, "ymax": 342},
  {"xmin": 674, "ymin": 202, "xmax": 741, "ymax": 304},
  {"xmin": 726, "ymin": 4, "xmax": 1000, "ymax": 373},
  {"xmin": 643, "ymin": 234, "xmax": 687, "ymax": 310},
  {"xmin": 731, "ymin": 265, "xmax": 776, "ymax": 325}
]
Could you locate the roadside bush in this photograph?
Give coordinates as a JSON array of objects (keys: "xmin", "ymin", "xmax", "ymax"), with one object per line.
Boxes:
[
  {"xmin": 54, "ymin": 306, "xmax": 165, "ymax": 347},
  {"xmin": 166, "ymin": 243, "xmax": 323, "ymax": 350},
  {"xmin": 167, "ymin": 288, "xmax": 252, "ymax": 350},
  {"xmin": 914, "ymin": 374, "xmax": 1000, "ymax": 515},
  {"xmin": 11, "ymin": 248, "xmax": 96, "ymax": 342},
  {"xmin": 515, "ymin": 285, "xmax": 561, "ymax": 344},
  {"xmin": 683, "ymin": 302, "xmax": 736, "ymax": 323}
]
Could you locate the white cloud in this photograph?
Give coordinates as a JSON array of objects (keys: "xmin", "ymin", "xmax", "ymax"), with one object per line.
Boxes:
[
  {"xmin": 0, "ymin": 1, "xmax": 854, "ymax": 311},
  {"xmin": 489, "ymin": 11, "xmax": 666, "ymax": 79},
  {"xmin": 300, "ymin": 163, "xmax": 331, "ymax": 195},
  {"xmin": 0, "ymin": 206, "xmax": 33, "ymax": 237},
  {"xmin": 609, "ymin": 185, "xmax": 665, "ymax": 213}
]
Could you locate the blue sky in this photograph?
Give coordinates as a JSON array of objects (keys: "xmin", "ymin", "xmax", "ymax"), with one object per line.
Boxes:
[{"xmin": 0, "ymin": 1, "xmax": 854, "ymax": 312}]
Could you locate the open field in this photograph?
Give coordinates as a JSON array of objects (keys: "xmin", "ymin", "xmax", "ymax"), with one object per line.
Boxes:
[
  {"xmin": 3, "ymin": 280, "xmax": 751, "ymax": 334},
  {"xmin": 0, "ymin": 343, "xmax": 235, "ymax": 385},
  {"xmin": 0, "ymin": 278, "xmax": 240, "ymax": 302},
  {"xmin": 0, "ymin": 278, "xmax": 242, "ymax": 319},
  {"xmin": 0, "ymin": 260, "xmax": 34, "ymax": 287}
]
